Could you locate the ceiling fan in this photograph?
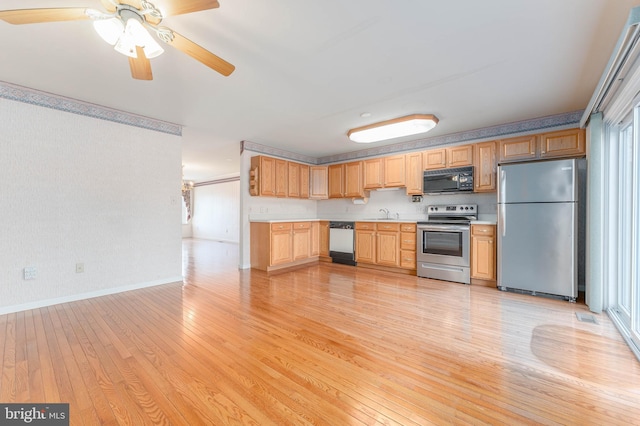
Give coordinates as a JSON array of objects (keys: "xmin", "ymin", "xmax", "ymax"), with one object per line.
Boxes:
[{"xmin": 0, "ymin": 0, "xmax": 235, "ymax": 80}]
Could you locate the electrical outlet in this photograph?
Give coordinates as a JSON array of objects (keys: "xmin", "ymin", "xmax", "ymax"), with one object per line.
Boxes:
[
  {"xmin": 76, "ymin": 263, "xmax": 84, "ymax": 273},
  {"xmin": 24, "ymin": 266, "xmax": 37, "ymax": 280}
]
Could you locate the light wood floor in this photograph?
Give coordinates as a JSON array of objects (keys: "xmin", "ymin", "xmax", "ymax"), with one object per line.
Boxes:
[{"xmin": 1, "ymin": 239, "xmax": 639, "ymax": 425}]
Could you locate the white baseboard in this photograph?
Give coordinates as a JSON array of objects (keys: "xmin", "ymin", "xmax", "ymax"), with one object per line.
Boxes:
[{"xmin": 0, "ymin": 276, "xmax": 184, "ymax": 316}]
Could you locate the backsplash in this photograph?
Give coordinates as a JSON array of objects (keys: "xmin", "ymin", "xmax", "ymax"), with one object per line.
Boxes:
[{"xmin": 316, "ymin": 189, "xmax": 497, "ymax": 222}]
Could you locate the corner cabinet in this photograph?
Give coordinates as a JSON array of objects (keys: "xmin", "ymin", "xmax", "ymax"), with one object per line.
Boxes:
[{"xmin": 471, "ymin": 224, "xmax": 496, "ymax": 285}]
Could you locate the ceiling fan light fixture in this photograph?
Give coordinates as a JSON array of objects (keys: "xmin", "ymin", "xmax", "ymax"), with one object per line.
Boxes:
[
  {"xmin": 347, "ymin": 114, "xmax": 439, "ymax": 143},
  {"xmin": 93, "ymin": 17, "xmax": 124, "ymax": 46},
  {"xmin": 113, "ymin": 18, "xmax": 164, "ymax": 58}
]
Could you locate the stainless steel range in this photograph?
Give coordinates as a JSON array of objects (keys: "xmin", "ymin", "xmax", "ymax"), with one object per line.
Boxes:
[{"xmin": 416, "ymin": 204, "xmax": 477, "ymax": 284}]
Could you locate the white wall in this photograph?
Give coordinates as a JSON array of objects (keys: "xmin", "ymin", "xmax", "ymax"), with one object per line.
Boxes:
[
  {"xmin": 0, "ymin": 99, "xmax": 183, "ymax": 314},
  {"xmin": 191, "ymin": 180, "xmax": 240, "ymax": 243}
]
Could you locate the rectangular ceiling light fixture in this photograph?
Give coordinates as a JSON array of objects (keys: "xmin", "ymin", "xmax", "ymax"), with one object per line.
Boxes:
[{"xmin": 348, "ymin": 114, "xmax": 439, "ymax": 143}]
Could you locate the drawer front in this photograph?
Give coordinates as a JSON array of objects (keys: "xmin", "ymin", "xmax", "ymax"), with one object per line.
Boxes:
[
  {"xmin": 400, "ymin": 250, "xmax": 416, "ymax": 269},
  {"xmin": 271, "ymin": 222, "xmax": 292, "ymax": 231},
  {"xmin": 292, "ymin": 222, "xmax": 311, "ymax": 230},
  {"xmin": 356, "ymin": 222, "xmax": 376, "ymax": 230},
  {"xmin": 400, "ymin": 232, "xmax": 416, "ymax": 250},
  {"xmin": 471, "ymin": 224, "xmax": 495, "ymax": 237},
  {"xmin": 400, "ymin": 223, "xmax": 416, "ymax": 232},
  {"xmin": 376, "ymin": 222, "xmax": 400, "ymax": 232}
]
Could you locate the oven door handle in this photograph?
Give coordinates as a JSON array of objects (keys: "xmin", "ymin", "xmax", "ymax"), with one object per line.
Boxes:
[{"xmin": 418, "ymin": 225, "xmax": 469, "ymax": 232}]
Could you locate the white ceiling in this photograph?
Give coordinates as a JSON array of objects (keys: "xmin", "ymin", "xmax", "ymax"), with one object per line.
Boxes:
[{"xmin": 1, "ymin": 0, "xmax": 638, "ymax": 182}]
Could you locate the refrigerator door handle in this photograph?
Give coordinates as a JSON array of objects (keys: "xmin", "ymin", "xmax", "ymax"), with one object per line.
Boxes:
[
  {"xmin": 498, "ymin": 168, "xmax": 506, "ymax": 203},
  {"xmin": 500, "ymin": 203, "xmax": 506, "ymax": 237}
]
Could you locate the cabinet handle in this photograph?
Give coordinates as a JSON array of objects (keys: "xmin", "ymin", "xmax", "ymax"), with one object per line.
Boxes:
[{"xmin": 403, "ymin": 240, "xmax": 412, "ymax": 243}]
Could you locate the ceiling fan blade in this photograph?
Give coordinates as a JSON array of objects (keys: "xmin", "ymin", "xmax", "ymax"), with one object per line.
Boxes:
[
  {"xmin": 129, "ymin": 46, "xmax": 153, "ymax": 80},
  {"xmin": 155, "ymin": 0, "xmax": 220, "ymax": 17},
  {"xmin": 0, "ymin": 8, "xmax": 90, "ymax": 25},
  {"xmin": 167, "ymin": 31, "xmax": 234, "ymax": 76}
]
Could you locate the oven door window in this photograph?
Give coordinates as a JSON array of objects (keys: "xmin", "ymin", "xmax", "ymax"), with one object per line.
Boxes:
[
  {"xmin": 424, "ymin": 175, "xmax": 458, "ymax": 192},
  {"xmin": 422, "ymin": 230, "xmax": 463, "ymax": 257}
]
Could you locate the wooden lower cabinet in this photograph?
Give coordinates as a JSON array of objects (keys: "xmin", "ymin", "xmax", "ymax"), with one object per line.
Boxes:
[
  {"xmin": 319, "ymin": 221, "xmax": 330, "ymax": 259},
  {"xmin": 399, "ymin": 223, "xmax": 417, "ymax": 269},
  {"xmin": 250, "ymin": 221, "xmax": 319, "ymax": 271},
  {"xmin": 355, "ymin": 223, "xmax": 376, "ymax": 264},
  {"xmin": 270, "ymin": 223, "xmax": 293, "ymax": 265},
  {"xmin": 355, "ymin": 222, "xmax": 416, "ymax": 272},
  {"xmin": 292, "ymin": 222, "xmax": 311, "ymax": 260},
  {"xmin": 471, "ymin": 224, "xmax": 496, "ymax": 285}
]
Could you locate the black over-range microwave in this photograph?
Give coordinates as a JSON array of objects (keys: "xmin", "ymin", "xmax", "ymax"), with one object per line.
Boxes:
[{"xmin": 423, "ymin": 166, "xmax": 474, "ymax": 194}]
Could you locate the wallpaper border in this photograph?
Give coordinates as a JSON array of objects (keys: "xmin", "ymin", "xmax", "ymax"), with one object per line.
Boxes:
[{"xmin": 0, "ymin": 81, "xmax": 182, "ymax": 136}]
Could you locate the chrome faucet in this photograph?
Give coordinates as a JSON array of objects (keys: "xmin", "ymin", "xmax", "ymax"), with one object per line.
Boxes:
[{"xmin": 379, "ymin": 208, "xmax": 390, "ymax": 219}]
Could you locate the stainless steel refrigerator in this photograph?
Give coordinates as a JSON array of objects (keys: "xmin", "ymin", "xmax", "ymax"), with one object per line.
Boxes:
[{"xmin": 497, "ymin": 158, "xmax": 586, "ymax": 301}]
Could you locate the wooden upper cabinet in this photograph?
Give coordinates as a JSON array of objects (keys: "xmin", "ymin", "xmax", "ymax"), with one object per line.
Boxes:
[
  {"xmin": 328, "ymin": 164, "xmax": 344, "ymax": 198},
  {"xmin": 405, "ymin": 152, "xmax": 423, "ymax": 195},
  {"xmin": 344, "ymin": 161, "xmax": 365, "ymax": 197},
  {"xmin": 249, "ymin": 155, "xmax": 276, "ymax": 196},
  {"xmin": 499, "ymin": 135, "xmax": 538, "ymax": 163},
  {"xmin": 499, "ymin": 129, "xmax": 585, "ymax": 163},
  {"xmin": 384, "ymin": 155, "xmax": 406, "ymax": 187},
  {"xmin": 474, "ymin": 141, "xmax": 497, "ymax": 193},
  {"xmin": 287, "ymin": 162, "xmax": 300, "ymax": 198},
  {"xmin": 423, "ymin": 145, "xmax": 473, "ymax": 170},
  {"xmin": 423, "ymin": 148, "xmax": 447, "ymax": 170},
  {"xmin": 363, "ymin": 158, "xmax": 384, "ymax": 189},
  {"xmin": 309, "ymin": 166, "xmax": 328, "ymax": 199},
  {"xmin": 299, "ymin": 164, "xmax": 310, "ymax": 198},
  {"xmin": 274, "ymin": 159, "xmax": 288, "ymax": 197},
  {"xmin": 539, "ymin": 128, "xmax": 585, "ymax": 159},
  {"xmin": 446, "ymin": 145, "xmax": 474, "ymax": 167}
]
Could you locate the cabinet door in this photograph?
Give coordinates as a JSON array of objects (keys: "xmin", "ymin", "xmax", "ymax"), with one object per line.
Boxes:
[
  {"xmin": 275, "ymin": 159, "xmax": 288, "ymax": 197},
  {"xmin": 474, "ymin": 141, "xmax": 496, "ymax": 192},
  {"xmin": 423, "ymin": 149, "xmax": 447, "ymax": 170},
  {"xmin": 344, "ymin": 161, "xmax": 365, "ymax": 197},
  {"xmin": 309, "ymin": 166, "xmax": 328, "ymax": 199},
  {"xmin": 287, "ymin": 162, "xmax": 300, "ymax": 198},
  {"xmin": 251, "ymin": 156, "xmax": 276, "ymax": 196},
  {"xmin": 384, "ymin": 155, "xmax": 406, "ymax": 187},
  {"xmin": 299, "ymin": 164, "xmax": 310, "ymax": 199},
  {"xmin": 499, "ymin": 135, "xmax": 537, "ymax": 163},
  {"xmin": 446, "ymin": 145, "xmax": 473, "ymax": 167},
  {"xmin": 376, "ymin": 232, "xmax": 399, "ymax": 266},
  {"xmin": 309, "ymin": 221, "xmax": 319, "ymax": 256},
  {"xmin": 539, "ymin": 128, "xmax": 586, "ymax": 159},
  {"xmin": 355, "ymin": 230, "xmax": 376, "ymax": 264},
  {"xmin": 319, "ymin": 221, "xmax": 330, "ymax": 257},
  {"xmin": 405, "ymin": 152, "xmax": 423, "ymax": 195},
  {"xmin": 328, "ymin": 164, "xmax": 344, "ymax": 198},
  {"xmin": 292, "ymin": 223, "xmax": 311, "ymax": 260},
  {"xmin": 271, "ymin": 225, "xmax": 292, "ymax": 265},
  {"xmin": 471, "ymin": 225, "xmax": 496, "ymax": 280},
  {"xmin": 363, "ymin": 158, "xmax": 384, "ymax": 189}
]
